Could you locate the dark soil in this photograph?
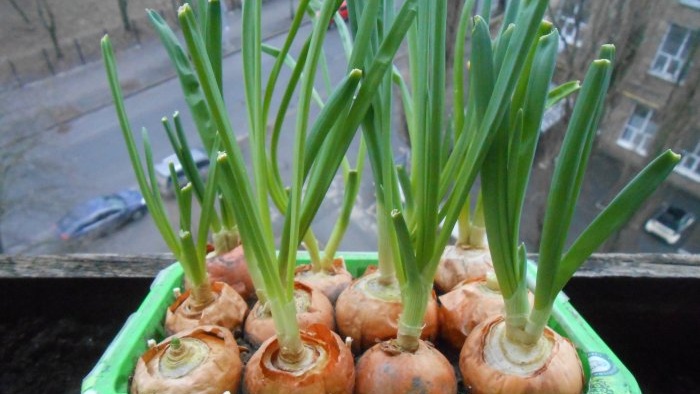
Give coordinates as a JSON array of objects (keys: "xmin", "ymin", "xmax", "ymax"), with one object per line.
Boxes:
[
  {"xmin": 0, "ymin": 278, "xmax": 152, "ymax": 394},
  {"xmin": 0, "ymin": 315, "xmax": 121, "ymax": 394},
  {"xmin": 1, "ymin": 275, "xmax": 698, "ymax": 393},
  {"xmin": 565, "ymin": 276, "xmax": 700, "ymax": 394}
]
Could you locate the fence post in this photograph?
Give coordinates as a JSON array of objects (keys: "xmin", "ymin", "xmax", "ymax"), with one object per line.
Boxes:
[
  {"xmin": 8, "ymin": 60, "xmax": 22, "ymax": 87},
  {"xmin": 74, "ymin": 38, "xmax": 85, "ymax": 65},
  {"xmin": 42, "ymin": 48, "xmax": 55, "ymax": 75}
]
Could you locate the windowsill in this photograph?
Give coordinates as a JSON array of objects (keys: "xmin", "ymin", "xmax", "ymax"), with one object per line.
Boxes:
[
  {"xmin": 675, "ymin": 167, "xmax": 700, "ymax": 182},
  {"xmin": 616, "ymin": 140, "xmax": 648, "ymax": 157},
  {"xmin": 648, "ymin": 70, "xmax": 682, "ymax": 84}
]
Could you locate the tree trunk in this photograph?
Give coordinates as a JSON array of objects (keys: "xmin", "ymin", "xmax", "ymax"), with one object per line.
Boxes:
[
  {"xmin": 37, "ymin": 0, "xmax": 62, "ymax": 59},
  {"xmin": 8, "ymin": 0, "xmax": 32, "ymax": 24},
  {"xmin": 117, "ymin": 0, "xmax": 131, "ymax": 31}
]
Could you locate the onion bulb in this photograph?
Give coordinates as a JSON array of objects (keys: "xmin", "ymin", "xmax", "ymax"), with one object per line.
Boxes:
[
  {"xmin": 244, "ymin": 324, "xmax": 355, "ymax": 393},
  {"xmin": 131, "ymin": 325, "xmax": 242, "ymax": 394},
  {"xmin": 438, "ymin": 276, "xmax": 504, "ymax": 351},
  {"xmin": 244, "ymin": 281, "xmax": 335, "ymax": 348},
  {"xmin": 294, "ymin": 257, "xmax": 353, "ymax": 304},
  {"xmin": 355, "ymin": 339, "xmax": 456, "ymax": 393},
  {"xmin": 434, "ymin": 244, "xmax": 493, "ymax": 293},
  {"xmin": 459, "ymin": 315, "xmax": 584, "ymax": 394},
  {"xmin": 165, "ymin": 281, "xmax": 248, "ymax": 335},
  {"xmin": 206, "ymin": 245, "xmax": 256, "ymax": 300},
  {"xmin": 335, "ymin": 266, "xmax": 438, "ymax": 353}
]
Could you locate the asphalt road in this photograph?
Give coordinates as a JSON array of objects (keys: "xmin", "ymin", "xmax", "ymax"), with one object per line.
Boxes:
[{"xmin": 6, "ymin": 22, "xmax": 388, "ymax": 255}]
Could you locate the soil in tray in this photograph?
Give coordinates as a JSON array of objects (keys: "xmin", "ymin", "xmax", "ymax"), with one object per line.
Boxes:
[
  {"xmin": 0, "ymin": 315, "xmax": 124, "ymax": 394},
  {"xmin": 0, "ymin": 277, "xmax": 152, "ymax": 394}
]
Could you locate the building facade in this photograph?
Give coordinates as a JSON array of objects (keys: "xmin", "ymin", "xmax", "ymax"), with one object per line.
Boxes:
[{"xmin": 552, "ymin": 0, "xmax": 700, "ymax": 197}]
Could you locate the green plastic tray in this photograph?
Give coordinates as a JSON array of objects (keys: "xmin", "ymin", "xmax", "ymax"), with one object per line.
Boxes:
[{"xmin": 82, "ymin": 252, "xmax": 640, "ymax": 393}]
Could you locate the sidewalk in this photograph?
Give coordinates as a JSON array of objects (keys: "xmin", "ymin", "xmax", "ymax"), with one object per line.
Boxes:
[{"xmin": 0, "ymin": 0, "xmax": 296, "ymax": 139}]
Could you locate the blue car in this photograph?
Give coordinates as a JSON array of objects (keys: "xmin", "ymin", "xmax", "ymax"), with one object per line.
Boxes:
[{"xmin": 56, "ymin": 189, "xmax": 147, "ymax": 241}]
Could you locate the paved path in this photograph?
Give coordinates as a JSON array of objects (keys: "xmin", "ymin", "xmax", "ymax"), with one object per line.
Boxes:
[{"xmin": 0, "ymin": 0, "xmax": 297, "ymax": 139}]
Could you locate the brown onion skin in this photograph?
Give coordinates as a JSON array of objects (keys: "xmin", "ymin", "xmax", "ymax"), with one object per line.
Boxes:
[
  {"xmin": 294, "ymin": 257, "xmax": 353, "ymax": 304},
  {"xmin": 165, "ymin": 281, "xmax": 248, "ymax": 335},
  {"xmin": 335, "ymin": 266, "xmax": 439, "ymax": 354},
  {"xmin": 355, "ymin": 339, "xmax": 457, "ymax": 394},
  {"xmin": 244, "ymin": 324, "xmax": 355, "ymax": 394},
  {"xmin": 244, "ymin": 282, "xmax": 335, "ymax": 348},
  {"xmin": 206, "ymin": 245, "xmax": 256, "ymax": 300},
  {"xmin": 439, "ymin": 278, "xmax": 530, "ymax": 351},
  {"xmin": 131, "ymin": 325, "xmax": 242, "ymax": 394},
  {"xmin": 460, "ymin": 315, "xmax": 585, "ymax": 394},
  {"xmin": 434, "ymin": 245, "xmax": 493, "ymax": 293}
]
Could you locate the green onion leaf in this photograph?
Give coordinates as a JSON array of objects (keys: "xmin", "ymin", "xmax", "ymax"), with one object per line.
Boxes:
[{"xmin": 554, "ymin": 150, "xmax": 680, "ymax": 294}]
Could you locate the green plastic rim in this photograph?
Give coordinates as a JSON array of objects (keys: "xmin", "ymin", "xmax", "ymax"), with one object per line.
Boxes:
[{"xmin": 82, "ymin": 252, "xmax": 640, "ymax": 394}]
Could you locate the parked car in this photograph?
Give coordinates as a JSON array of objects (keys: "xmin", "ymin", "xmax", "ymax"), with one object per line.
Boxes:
[
  {"xmin": 155, "ymin": 148, "xmax": 210, "ymax": 197},
  {"xmin": 327, "ymin": 0, "xmax": 349, "ymax": 27},
  {"xmin": 56, "ymin": 189, "xmax": 147, "ymax": 241},
  {"xmin": 644, "ymin": 205, "xmax": 695, "ymax": 245},
  {"xmin": 338, "ymin": 1, "xmax": 349, "ymax": 21}
]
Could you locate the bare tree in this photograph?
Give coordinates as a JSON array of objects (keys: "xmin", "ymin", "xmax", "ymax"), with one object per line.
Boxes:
[
  {"xmin": 519, "ymin": 0, "xmax": 677, "ymax": 250},
  {"xmin": 36, "ymin": 0, "xmax": 62, "ymax": 59},
  {"xmin": 7, "ymin": 0, "xmax": 31, "ymax": 24},
  {"xmin": 117, "ymin": 0, "xmax": 131, "ymax": 31},
  {"xmin": 538, "ymin": 0, "xmax": 660, "ymax": 170}
]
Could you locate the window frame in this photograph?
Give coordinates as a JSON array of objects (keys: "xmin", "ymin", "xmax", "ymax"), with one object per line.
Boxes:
[
  {"xmin": 617, "ymin": 104, "xmax": 658, "ymax": 156},
  {"xmin": 649, "ymin": 23, "xmax": 693, "ymax": 83},
  {"xmin": 555, "ymin": 0, "xmax": 588, "ymax": 51},
  {"xmin": 676, "ymin": 141, "xmax": 700, "ymax": 182}
]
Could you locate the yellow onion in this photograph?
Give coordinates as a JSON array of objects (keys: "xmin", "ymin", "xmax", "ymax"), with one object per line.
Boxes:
[
  {"xmin": 439, "ymin": 277, "xmax": 503, "ymax": 351},
  {"xmin": 294, "ymin": 257, "xmax": 353, "ymax": 304},
  {"xmin": 244, "ymin": 324, "xmax": 355, "ymax": 393},
  {"xmin": 459, "ymin": 315, "xmax": 584, "ymax": 394},
  {"xmin": 206, "ymin": 245, "xmax": 256, "ymax": 300},
  {"xmin": 355, "ymin": 339, "xmax": 456, "ymax": 394},
  {"xmin": 131, "ymin": 325, "xmax": 242, "ymax": 394},
  {"xmin": 439, "ymin": 275, "xmax": 534, "ymax": 351},
  {"xmin": 335, "ymin": 266, "xmax": 438, "ymax": 354},
  {"xmin": 434, "ymin": 244, "xmax": 493, "ymax": 293},
  {"xmin": 244, "ymin": 281, "xmax": 335, "ymax": 348},
  {"xmin": 165, "ymin": 281, "xmax": 248, "ymax": 335}
]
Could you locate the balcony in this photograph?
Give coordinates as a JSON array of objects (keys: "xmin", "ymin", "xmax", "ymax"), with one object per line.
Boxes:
[{"xmin": 1, "ymin": 253, "xmax": 699, "ymax": 393}]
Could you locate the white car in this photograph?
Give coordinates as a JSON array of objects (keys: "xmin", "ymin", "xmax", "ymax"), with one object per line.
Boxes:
[
  {"xmin": 155, "ymin": 148, "xmax": 210, "ymax": 197},
  {"xmin": 644, "ymin": 205, "xmax": 695, "ymax": 245}
]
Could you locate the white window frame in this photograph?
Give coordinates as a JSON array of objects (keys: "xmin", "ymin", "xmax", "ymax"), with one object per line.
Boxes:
[
  {"xmin": 649, "ymin": 24, "xmax": 693, "ymax": 82},
  {"xmin": 679, "ymin": 0, "xmax": 700, "ymax": 10},
  {"xmin": 559, "ymin": 16, "xmax": 586, "ymax": 49},
  {"xmin": 617, "ymin": 105, "xmax": 658, "ymax": 156},
  {"xmin": 676, "ymin": 141, "xmax": 700, "ymax": 182},
  {"xmin": 556, "ymin": 2, "xmax": 587, "ymax": 52}
]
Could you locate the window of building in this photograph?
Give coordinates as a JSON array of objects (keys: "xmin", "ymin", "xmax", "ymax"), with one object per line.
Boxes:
[
  {"xmin": 617, "ymin": 105, "xmax": 658, "ymax": 156},
  {"xmin": 676, "ymin": 140, "xmax": 700, "ymax": 182},
  {"xmin": 679, "ymin": 0, "xmax": 700, "ymax": 10},
  {"xmin": 555, "ymin": 0, "xmax": 589, "ymax": 51},
  {"xmin": 559, "ymin": 16, "xmax": 585, "ymax": 48},
  {"xmin": 650, "ymin": 24, "xmax": 693, "ymax": 82}
]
